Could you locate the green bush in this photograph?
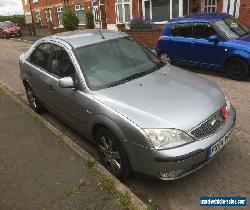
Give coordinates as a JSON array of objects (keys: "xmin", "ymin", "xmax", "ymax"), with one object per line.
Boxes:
[
  {"xmin": 0, "ymin": 15, "xmax": 25, "ymax": 27},
  {"xmin": 62, "ymin": 6, "xmax": 79, "ymax": 31},
  {"xmin": 85, "ymin": 11, "xmax": 94, "ymax": 29}
]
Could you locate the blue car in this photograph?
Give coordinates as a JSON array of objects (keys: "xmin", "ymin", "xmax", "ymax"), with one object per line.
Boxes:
[{"xmin": 156, "ymin": 13, "xmax": 250, "ymax": 80}]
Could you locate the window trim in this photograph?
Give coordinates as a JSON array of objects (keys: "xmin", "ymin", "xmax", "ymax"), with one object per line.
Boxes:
[
  {"xmin": 142, "ymin": 0, "xmax": 187, "ymax": 24},
  {"xmin": 115, "ymin": 0, "xmax": 132, "ymax": 24},
  {"xmin": 75, "ymin": 4, "xmax": 86, "ymax": 25},
  {"xmin": 57, "ymin": 6, "xmax": 64, "ymax": 27},
  {"xmin": 201, "ymin": 0, "xmax": 217, "ymax": 13}
]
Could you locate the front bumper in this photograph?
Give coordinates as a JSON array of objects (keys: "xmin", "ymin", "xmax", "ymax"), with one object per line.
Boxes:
[{"xmin": 124, "ymin": 106, "xmax": 236, "ymax": 180}]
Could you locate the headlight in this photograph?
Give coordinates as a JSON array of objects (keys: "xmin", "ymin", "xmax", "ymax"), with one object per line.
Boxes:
[{"xmin": 143, "ymin": 129, "xmax": 194, "ymax": 150}]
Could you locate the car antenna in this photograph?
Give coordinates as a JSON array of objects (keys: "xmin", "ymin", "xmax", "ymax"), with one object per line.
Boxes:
[{"xmin": 96, "ymin": 28, "xmax": 105, "ymax": 39}]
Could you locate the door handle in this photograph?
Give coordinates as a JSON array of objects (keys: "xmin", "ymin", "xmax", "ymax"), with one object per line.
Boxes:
[{"xmin": 48, "ymin": 84, "xmax": 55, "ymax": 91}]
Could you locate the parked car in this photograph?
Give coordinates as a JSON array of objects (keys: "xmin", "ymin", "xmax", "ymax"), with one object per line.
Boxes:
[
  {"xmin": 19, "ymin": 30, "xmax": 236, "ymax": 180},
  {"xmin": 0, "ymin": 21, "xmax": 22, "ymax": 39},
  {"xmin": 156, "ymin": 13, "xmax": 250, "ymax": 81}
]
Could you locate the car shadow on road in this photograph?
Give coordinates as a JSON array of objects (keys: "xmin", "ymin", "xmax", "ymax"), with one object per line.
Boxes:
[{"xmin": 182, "ymin": 66, "xmax": 250, "ymax": 82}]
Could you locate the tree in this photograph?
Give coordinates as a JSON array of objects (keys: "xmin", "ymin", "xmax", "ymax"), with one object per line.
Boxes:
[
  {"xmin": 62, "ymin": 6, "xmax": 79, "ymax": 31},
  {"xmin": 85, "ymin": 11, "xmax": 94, "ymax": 29}
]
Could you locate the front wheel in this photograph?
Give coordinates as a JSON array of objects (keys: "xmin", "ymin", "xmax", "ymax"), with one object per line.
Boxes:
[
  {"xmin": 96, "ymin": 128, "xmax": 131, "ymax": 180},
  {"xmin": 226, "ymin": 58, "xmax": 249, "ymax": 81},
  {"xmin": 25, "ymin": 84, "xmax": 44, "ymax": 113}
]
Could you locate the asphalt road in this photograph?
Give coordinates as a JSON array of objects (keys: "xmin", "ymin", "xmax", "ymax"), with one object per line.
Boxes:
[{"xmin": 0, "ymin": 39, "xmax": 249, "ymax": 210}]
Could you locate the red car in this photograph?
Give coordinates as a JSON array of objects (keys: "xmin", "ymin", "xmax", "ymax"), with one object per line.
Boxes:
[{"xmin": 0, "ymin": 21, "xmax": 22, "ymax": 39}]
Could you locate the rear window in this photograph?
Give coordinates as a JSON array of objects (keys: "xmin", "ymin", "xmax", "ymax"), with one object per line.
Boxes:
[{"xmin": 171, "ymin": 23, "xmax": 192, "ymax": 37}]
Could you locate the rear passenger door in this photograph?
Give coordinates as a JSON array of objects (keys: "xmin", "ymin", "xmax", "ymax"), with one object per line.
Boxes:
[
  {"xmin": 169, "ymin": 22, "xmax": 196, "ymax": 65},
  {"xmin": 26, "ymin": 43, "xmax": 52, "ymax": 105},
  {"xmin": 191, "ymin": 22, "xmax": 226, "ymax": 70}
]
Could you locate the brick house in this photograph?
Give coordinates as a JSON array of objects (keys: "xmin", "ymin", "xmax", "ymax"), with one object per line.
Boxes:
[
  {"xmin": 91, "ymin": 0, "xmax": 250, "ymax": 31},
  {"xmin": 22, "ymin": 0, "xmax": 93, "ymax": 29}
]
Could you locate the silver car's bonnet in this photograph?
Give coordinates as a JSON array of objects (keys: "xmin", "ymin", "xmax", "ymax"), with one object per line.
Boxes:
[{"xmin": 92, "ymin": 66, "xmax": 225, "ymax": 131}]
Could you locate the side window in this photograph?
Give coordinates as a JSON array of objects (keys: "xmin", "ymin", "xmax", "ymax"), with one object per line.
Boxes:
[
  {"xmin": 50, "ymin": 45, "xmax": 75, "ymax": 78},
  {"xmin": 171, "ymin": 23, "xmax": 192, "ymax": 38},
  {"xmin": 30, "ymin": 43, "xmax": 51, "ymax": 70},
  {"xmin": 193, "ymin": 23, "xmax": 217, "ymax": 39}
]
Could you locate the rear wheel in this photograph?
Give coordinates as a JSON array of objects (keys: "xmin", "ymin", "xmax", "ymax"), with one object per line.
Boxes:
[
  {"xmin": 160, "ymin": 52, "xmax": 171, "ymax": 64},
  {"xmin": 24, "ymin": 84, "xmax": 44, "ymax": 113},
  {"xmin": 226, "ymin": 58, "xmax": 249, "ymax": 81},
  {"xmin": 96, "ymin": 128, "xmax": 131, "ymax": 180}
]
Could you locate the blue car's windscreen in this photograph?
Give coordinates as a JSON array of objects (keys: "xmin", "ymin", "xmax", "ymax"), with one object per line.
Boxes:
[
  {"xmin": 215, "ymin": 17, "xmax": 249, "ymax": 39},
  {"xmin": 75, "ymin": 37, "xmax": 162, "ymax": 90}
]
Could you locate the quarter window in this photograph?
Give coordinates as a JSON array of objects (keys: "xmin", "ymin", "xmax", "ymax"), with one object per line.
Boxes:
[
  {"xmin": 50, "ymin": 45, "xmax": 75, "ymax": 78},
  {"xmin": 171, "ymin": 23, "xmax": 193, "ymax": 37},
  {"xmin": 30, "ymin": 43, "xmax": 51, "ymax": 70},
  {"xmin": 75, "ymin": 5, "xmax": 86, "ymax": 24},
  {"xmin": 193, "ymin": 23, "xmax": 217, "ymax": 39},
  {"xmin": 115, "ymin": 0, "xmax": 131, "ymax": 24}
]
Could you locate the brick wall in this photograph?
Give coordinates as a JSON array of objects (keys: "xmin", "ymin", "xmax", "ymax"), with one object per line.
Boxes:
[
  {"xmin": 239, "ymin": 0, "xmax": 250, "ymax": 26},
  {"xmin": 125, "ymin": 29, "xmax": 162, "ymax": 49}
]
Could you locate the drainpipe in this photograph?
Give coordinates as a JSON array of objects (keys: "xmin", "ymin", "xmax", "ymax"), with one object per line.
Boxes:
[{"xmin": 29, "ymin": 0, "xmax": 36, "ymax": 36}]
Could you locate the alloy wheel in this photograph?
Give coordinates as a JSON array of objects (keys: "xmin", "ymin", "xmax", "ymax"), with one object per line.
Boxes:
[
  {"xmin": 99, "ymin": 136, "xmax": 121, "ymax": 175},
  {"xmin": 26, "ymin": 86, "xmax": 37, "ymax": 110},
  {"xmin": 160, "ymin": 53, "xmax": 171, "ymax": 64}
]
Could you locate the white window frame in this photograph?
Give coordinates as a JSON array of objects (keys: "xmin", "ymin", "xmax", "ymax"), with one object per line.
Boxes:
[
  {"xmin": 34, "ymin": 9, "xmax": 41, "ymax": 23},
  {"xmin": 115, "ymin": 0, "xmax": 132, "ymax": 24},
  {"xmin": 75, "ymin": 5, "xmax": 86, "ymax": 25},
  {"xmin": 45, "ymin": 8, "xmax": 52, "ymax": 23},
  {"xmin": 142, "ymin": 0, "xmax": 186, "ymax": 24},
  {"xmin": 202, "ymin": 0, "xmax": 217, "ymax": 13},
  {"xmin": 57, "ymin": 7, "xmax": 64, "ymax": 27},
  {"xmin": 32, "ymin": 0, "xmax": 39, "ymax": 3}
]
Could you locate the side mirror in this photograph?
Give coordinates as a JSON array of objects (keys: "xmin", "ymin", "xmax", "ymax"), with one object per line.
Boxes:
[
  {"xmin": 208, "ymin": 35, "xmax": 220, "ymax": 43},
  {"xmin": 59, "ymin": 76, "xmax": 75, "ymax": 88}
]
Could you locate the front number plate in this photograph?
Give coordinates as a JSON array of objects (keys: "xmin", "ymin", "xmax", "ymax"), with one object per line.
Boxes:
[{"xmin": 208, "ymin": 129, "xmax": 233, "ymax": 159}]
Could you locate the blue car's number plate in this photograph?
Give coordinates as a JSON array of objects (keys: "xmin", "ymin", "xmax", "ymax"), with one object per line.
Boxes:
[{"xmin": 208, "ymin": 129, "xmax": 233, "ymax": 159}]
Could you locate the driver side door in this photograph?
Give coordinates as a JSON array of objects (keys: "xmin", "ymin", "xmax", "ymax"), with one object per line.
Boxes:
[{"xmin": 45, "ymin": 43, "xmax": 92, "ymax": 136}]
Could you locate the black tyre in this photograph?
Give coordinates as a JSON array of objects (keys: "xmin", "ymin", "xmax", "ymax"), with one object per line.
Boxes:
[
  {"xmin": 24, "ymin": 84, "xmax": 44, "ymax": 113},
  {"xmin": 226, "ymin": 58, "xmax": 249, "ymax": 81},
  {"xmin": 96, "ymin": 128, "xmax": 131, "ymax": 180}
]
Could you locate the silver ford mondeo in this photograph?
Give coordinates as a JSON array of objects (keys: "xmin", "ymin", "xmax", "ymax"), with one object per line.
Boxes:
[{"xmin": 19, "ymin": 30, "xmax": 236, "ymax": 180}]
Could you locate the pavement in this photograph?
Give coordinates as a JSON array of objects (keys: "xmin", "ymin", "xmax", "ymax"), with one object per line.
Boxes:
[
  {"xmin": 0, "ymin": 38, "xmax": 249, "ymax": 210},
  {"xmin": 0, "ymin": 90, "xmax": 122, "ymax": 210},
  {"xmin": 11, "ymin": 35, "xmax": 42, "ymax": 43}
]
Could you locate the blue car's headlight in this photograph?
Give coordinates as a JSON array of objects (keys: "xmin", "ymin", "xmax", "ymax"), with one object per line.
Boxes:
[{"xmin": 143, "ymin": 129, "xmax": 194, "ymax": 150}]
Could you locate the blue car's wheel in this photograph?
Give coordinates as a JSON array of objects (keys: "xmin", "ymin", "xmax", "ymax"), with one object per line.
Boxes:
[
  {"xmin": 226, "ymin": 58, "xmax": 249, "ymax": 81},
  {"xmin": 160, "ymin": 53, "xmax": 172, "ymax": 64}
]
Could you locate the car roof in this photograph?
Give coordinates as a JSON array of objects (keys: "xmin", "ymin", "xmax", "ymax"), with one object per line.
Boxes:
[
  {"xmin": 168, "ymin": 13, "xmax": 230, "ymax": 24},
  {"xmin": 46, "ymin": 29, "xmax": 127, "ymax": 49}
]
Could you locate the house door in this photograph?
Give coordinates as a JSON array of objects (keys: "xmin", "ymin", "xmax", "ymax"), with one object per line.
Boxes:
[{"xmin": 92, "ymin": 0, "xmax": 100, "ymax": 28}]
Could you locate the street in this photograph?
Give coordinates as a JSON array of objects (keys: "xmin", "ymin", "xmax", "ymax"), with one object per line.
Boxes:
[{"xmin": 0, "ymin": 39, "xmax": 249, "ymax": 210}]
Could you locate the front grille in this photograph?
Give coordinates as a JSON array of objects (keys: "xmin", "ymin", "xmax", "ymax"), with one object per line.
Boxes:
[{"xmin": 190, "ymin": 110, "xmax": 225, "ymax": 140}]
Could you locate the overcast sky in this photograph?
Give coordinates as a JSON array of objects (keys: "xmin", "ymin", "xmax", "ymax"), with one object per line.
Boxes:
[{"xmin": 0, "ymin": 0, "xmax": 24, "ymax": 16}]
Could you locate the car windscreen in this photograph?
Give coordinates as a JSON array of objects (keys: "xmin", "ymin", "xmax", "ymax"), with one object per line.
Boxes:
[
  {"xmin": 75, "ymin": 37, "xmax": 163, "ymax": 91},
  {"xmin": 214, "ymin": 17, "xmax": 249, "ymax": 39}
]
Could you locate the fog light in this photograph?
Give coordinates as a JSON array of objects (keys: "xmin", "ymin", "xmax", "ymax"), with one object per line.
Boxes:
[{"xmin": 159, "ymin": 169, "xmax": 183, "ymax": 178}]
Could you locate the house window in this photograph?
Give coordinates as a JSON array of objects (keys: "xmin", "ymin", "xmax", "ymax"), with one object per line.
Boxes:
[
  {"xmin": 142, "ymin": 0, "xmax": 187, "ymax": 22},
  {"xmin": 202, "ymin": 0, "xmax": 217, "ymax": 13},
  {"xmin": 75, "ymin": 5, "xmax": 86, "ymax": 25},
  {"xmin": 34, "ymin": 10, "xmax": 41, "ymax": 23},
  {"xmin": 57, "ymin": 7, "xmax": 64, "ymax": 26},
  {"xmin": 45, "ymin": 8, "xmax": 52, "ymax": 23},
  {"xmin": 115, "ymin": 0, "xmax": 132, "ymax": 24}
]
